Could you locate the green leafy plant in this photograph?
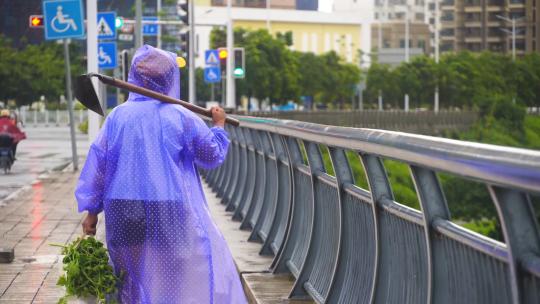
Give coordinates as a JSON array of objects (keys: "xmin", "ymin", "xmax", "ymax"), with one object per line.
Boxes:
[{"xmin": 50, "ymin": 236, "xmax": 121, "ymax": 304}]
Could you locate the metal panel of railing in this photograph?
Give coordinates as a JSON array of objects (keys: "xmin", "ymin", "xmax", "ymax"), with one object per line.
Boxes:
[{"xmin": 200, "ymin": 115, "xmax": 540, "ymax": 304}]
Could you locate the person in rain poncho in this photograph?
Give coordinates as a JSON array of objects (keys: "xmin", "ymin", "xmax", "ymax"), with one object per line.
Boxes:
[{"xmin": 75, "ymin": 45, "xmax": 248, "ymax": 304}]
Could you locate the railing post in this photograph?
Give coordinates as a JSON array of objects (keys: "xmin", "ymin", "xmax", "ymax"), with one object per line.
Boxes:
[
  {"xmin": 289, "ymin": 141, "xmax": 325, "ymax": 300},
  {"xmin": 359, "ymin": 154, "xmax": 394, "ymax": 304},
  {"xmin": 233, "ymin": 128, "xmax": 257, "ymax": 220},
  {"xmin": 326, "ymin": 147, "xmax": 354, "ymax": 301},
  {"xmin": 489, "ymin": 186, "xmax": 540, "ymax": 304},
  {"xmin": 227, "ymin": 127, "xmax": 249, "ymax": 212},
  {"xmin": 259, "ymin": 133, "xmax": 291, "ymax": 256},
  {"xmin": 240, "ymin": 129, "xmax": 267, "ymax": 230},
  {"xmin": 248, "ymin": 131, "xmax": 278, "ymax": 243},
  {"xmin": 410, "ymin": 165, "xmax": 451, "ymax": 304},
  {"xmin": 271, "ymin": 137, "xmax": 308, "ymax": 273}
]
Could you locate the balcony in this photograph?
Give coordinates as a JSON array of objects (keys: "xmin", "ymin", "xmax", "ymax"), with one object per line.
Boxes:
[
  {"xmin": 464, "ymin": 6, "xmax": 482, "ymax": 12},
  {"xmin": 464, "ymin": 35, "xmax": 482, "ymax": 43}
]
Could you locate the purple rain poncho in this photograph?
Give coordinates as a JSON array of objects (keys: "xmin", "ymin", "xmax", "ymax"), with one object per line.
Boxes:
[{"xmin": 75, "ymin": 45, "xmax": 247, "ymax": 304}]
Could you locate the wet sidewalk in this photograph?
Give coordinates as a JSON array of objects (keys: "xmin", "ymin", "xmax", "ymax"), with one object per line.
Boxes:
[{"xmin": 0, "ymin": 168, "xmax": 106, "ymax": 303}]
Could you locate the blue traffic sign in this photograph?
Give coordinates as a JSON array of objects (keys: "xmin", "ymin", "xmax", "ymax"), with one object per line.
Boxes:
[
  {"xmin": 143, "ymin": 17, "xmax": 158, "ymax": 36},
  {"xmin": 97, "ymin": 11, "xmax": 116, "ymax": 40},
  {"xmin": 205, "ymin": 50, "xmax": 219, "ymax": 66},
  {"xmin": 204, "ymin": 67, "xmax": 221, "ymax": 83},
  {"xmin": 43, "ymin": 0, "xmax": 85, "ymax": 40},
  {"xmin": 98, "ymin": 42, "xmax": 117, "ymax": 69}
]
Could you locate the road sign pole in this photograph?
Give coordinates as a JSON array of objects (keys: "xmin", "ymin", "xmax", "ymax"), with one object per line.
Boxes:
[
  {"xmin": 63, "ymin": 39, "xmax": 79, "ymax": 171},
  {"xmin": 157, "ymin": 0, "xmax": 162, "ymax": 49},
  {"xmin": 189, "ymin": 0, "xmax": 196, "ymax": 104},
  {"xmin": 135, "ymin": 0, "xmax": 143, "ymax": 48},
  {"xmin": 226, "ymin": 0, "xmax": 235, "ymax": 108},
  {"xmin": 87, "ymin": 0, "xmax": 100, "ymax": 142}
]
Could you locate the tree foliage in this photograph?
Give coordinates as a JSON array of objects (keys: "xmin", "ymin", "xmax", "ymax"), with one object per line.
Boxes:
[
  {"xmin": 0, "ymin": 35, "xmax": 84, "ymax": 107},
  {"xmin": 364, "ymin": 51, "xmax": 540, "ymax": 110},
  {"xmin": 208, "ymin": 27, "xmax": 361, "ymax": 108}
]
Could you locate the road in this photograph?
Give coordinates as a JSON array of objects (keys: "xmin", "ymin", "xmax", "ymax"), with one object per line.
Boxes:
[{"xmin": 0, "ymin": 126, "xmax": 89, "ymax": 201}]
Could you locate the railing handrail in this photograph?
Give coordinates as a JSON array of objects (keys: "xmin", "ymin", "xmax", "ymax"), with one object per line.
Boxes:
[{"xmin": 235, "ymin": 115, "xmax": 540, "ymax": 194}]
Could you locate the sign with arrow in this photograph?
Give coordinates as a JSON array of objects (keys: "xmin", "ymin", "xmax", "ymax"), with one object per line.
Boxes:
[{"xmin": 97, "ymin": 11, "xmax": 116, "ymax": 40}]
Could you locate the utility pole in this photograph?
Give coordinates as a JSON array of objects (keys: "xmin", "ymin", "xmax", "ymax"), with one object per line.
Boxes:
[
  {"xmin": 404, "ymin": 3, "xmax": 410, "ymax": 112},
  {"xmin": 63, "ymin": 39, "xmax": 78, "ymax": 171},
  {"xmin": 226, "ymin": 0, "xmax": 235, "ymax": 108},
  {"xmin": 189, "ymin": 0, "xmax": 196, "ymax": 104},
  {"xmin": 87, "ymin": 0, "xmax": 100, "ymax": 142},
  {"xmin": 434, "ymin": 0, "xmax": 440, "ymax": 113},
  {"xmin": 135, "ymin": 0, "xmax": 143, "ymax": 49},
  {"xmin": 266, "ymin": 0, "xmax": 271, "ymax": 31},
  {"xmin": 157, "ymin": 0, "xmax": 162, "ymax": 49},
  {"xmin": 496, "ymin": 14, "xmax": 520, "ymax": 62},
  {"xmin": 512, "ymin": 18, "xmax": 516, "ymax": 61}
]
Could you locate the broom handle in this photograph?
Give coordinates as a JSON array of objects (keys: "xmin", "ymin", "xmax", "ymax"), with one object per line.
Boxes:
[{"xmin": 93, "ymin": 73, "xmax": 240, "ymax": 127}]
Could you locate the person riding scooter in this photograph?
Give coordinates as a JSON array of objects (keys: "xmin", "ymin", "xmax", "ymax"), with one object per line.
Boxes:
[{"xmin": 0, "ymin": 110, "xmax": 26, "ymax": 159}]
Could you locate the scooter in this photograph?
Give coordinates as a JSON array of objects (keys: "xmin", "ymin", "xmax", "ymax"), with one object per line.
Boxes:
[{"xmin": 0, "ymin": 134, "xmax": 14, "ymax": 174}]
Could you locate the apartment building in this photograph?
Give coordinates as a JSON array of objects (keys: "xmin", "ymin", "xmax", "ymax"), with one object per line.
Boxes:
[
  {"xmin": 194, "ymin": 6, "xmax": 373, "ymax": 67},
  {"xmin": 440, "ymin": 0, "xmax": 540, "ymax": 54},
  {"xmin": 202, "ymin": 0, "xmax": 317, "ymax": 11}
]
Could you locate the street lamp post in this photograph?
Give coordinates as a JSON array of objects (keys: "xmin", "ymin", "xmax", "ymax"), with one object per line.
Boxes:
[
  {"xmin": 434, "ymin": 0, "xmax": 440, "ymax": 113},
  {"xmin": 226, "ymin": 0, "xmax": 235, "ymax": 109},
  {"xmin": 404, "ymin": 3, "xmax": 410, "ymax": 112},
  {"xmin": 496, "ymin": 14, "xmax": 523, "ymax": 61}
]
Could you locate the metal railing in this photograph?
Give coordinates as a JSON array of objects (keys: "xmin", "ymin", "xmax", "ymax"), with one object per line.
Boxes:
[
  {"xmin": 239, "ymin": 110, "xmax": 478, "ymax": 135},
  {"xmin": 18, "ymin": 110, "xmax": 88, "ymax": 127},
  {"xmin": 201, "ymin": 116, "xmax": 540, "ymax": 304}
]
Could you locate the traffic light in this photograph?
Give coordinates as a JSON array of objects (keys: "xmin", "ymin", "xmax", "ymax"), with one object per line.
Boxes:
[
  {"xmin": 120, "ymin": 50, "xmax": 129, "ymax": 81},
  {"xmin": 29, "ymin": 15, "xmax": 44, "ymax": 28},
  {"xmin": 233, "ymin": 48, "xmax": 245, "ymax": 78},
  {"xmin": 218, "ymin": 47, "xmax": 227, "ymax": 71},
  {"xmin": 178, "ymin": 1, "xmax": 189, "ymax": 25},
  {"xmin": 180, "ymin": 31, "xmax": 189, "ymax": 57},
  {"xmin": 115, "ymin": 17, "xmax": 124, "ymax": 29}
]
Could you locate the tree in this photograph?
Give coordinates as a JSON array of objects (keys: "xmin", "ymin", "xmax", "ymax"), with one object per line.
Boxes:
[
  {"xmin": 365, "ymin": 63, "xmax": 399, "ymax": 108},
  {"xmin": 0, "ymin": 37, "xmax": 84, "ymax": 107}
]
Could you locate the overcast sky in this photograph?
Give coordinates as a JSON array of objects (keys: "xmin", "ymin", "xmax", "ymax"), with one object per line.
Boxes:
[{"xmin": 319, "ymin": 0, "xmax": 333, "ymax": 12}]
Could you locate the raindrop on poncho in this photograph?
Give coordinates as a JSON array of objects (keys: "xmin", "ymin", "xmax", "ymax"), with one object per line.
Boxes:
[{"xmin": 75, "ymin": 45, "xmax": 247, "ymax": 303}]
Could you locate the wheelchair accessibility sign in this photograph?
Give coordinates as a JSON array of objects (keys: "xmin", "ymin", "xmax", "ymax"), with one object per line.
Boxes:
[
  {"xmin": 43, "ymin": 0, "xmax": 85, "ymax": 40},
  {"xmin": 98, "ymin": 42, "xmax": 117, "ymax": 69}
]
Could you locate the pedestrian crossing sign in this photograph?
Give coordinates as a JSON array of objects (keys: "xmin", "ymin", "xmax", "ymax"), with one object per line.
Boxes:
[
  {"xmin": 205, "ymin": 50, "xmax": 219, "ymax": 67},
  {"xmin": 97, "ymin": 12, "xmax": 116, "ymax": 40}
]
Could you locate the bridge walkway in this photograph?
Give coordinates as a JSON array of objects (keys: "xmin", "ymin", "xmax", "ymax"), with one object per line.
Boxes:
[{"xmin": 203, "ymin": 182, "xmax": 312, "ymax": 304}]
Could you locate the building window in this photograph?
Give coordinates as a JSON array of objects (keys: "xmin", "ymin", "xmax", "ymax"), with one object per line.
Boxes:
[
  {"xmin": 489, "ymin": 43, "xmax": 503, "ymax": 51},
  {"xmin": 441, "ymin": 43, "xmax": 454, "ymax": 51},
  {"xmin": 441, "ymin": 28, "xmax": 455, "ymax": 36},
  {"xmin": 416, "ymin": 13, "xmax": 425, "ymax": 21},
  {"xmin": 418, "ymin": 40, "xmax": 426, "ymax": 50},
  {"xmin": 442, "ymin": 12, "xmax": 455, "ymax": 21},
  {"xmin": 510, "ymin": 12, "xmax": 525, "ymax": 19}
]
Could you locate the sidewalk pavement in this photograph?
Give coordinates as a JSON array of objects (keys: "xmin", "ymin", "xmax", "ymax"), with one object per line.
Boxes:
[
  {"xmin": 0, "ymin": 168, "xmax": 106, "ymax": 303},
  {"xmin": 0, "ymin": 167, "xmax": 306, "ymax": 304}
]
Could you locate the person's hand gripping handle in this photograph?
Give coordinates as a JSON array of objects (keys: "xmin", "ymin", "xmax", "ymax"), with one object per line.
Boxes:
[{"xmin": 211, "ymin": 106, "xmax": 226, "ymax": 128}]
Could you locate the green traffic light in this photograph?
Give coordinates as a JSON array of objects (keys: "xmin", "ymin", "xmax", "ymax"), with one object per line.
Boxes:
[
  {"xmin": 233, "ymin": 68, "xmax": 244, "ymax": 77},
  {"xmin": 115, "ymin": 17, "xmax": 124, "ymax": 29}
]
